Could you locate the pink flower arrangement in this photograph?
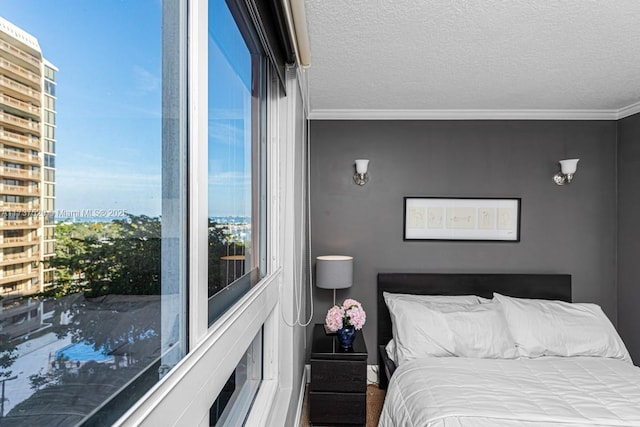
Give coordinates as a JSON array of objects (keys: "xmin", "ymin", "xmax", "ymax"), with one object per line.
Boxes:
[{"xmin": 325, "ymin": 299, "xmax": 366, "ymax": 332}]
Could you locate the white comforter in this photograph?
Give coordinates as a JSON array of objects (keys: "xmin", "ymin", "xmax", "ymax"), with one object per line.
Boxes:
[{"xmin": 379, "ymin": 357, "xmax": 640, "ymax": 427}]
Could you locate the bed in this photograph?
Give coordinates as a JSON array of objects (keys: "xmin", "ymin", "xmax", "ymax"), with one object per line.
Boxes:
[{"xmin": 376, "ymin": 273, "xmax": 640, "ymax": 427}]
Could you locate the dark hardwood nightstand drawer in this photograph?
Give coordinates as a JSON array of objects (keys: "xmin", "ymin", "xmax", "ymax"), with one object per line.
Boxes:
[
  {"xmin": 310, "ymin": 359, "xmax": 367, "ymax": 392},
  {"xmin": 309, "ymin": 391, "xmax": 366, "ymax": 425}
]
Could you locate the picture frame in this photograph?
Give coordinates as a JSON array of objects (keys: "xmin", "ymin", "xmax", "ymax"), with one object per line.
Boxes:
[{"xmin": 403, "ymin": 197, "xmax": 521, "ymax": 242}]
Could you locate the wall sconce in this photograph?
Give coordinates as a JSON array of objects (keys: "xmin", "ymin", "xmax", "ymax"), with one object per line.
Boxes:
[
  {"xmin": 353, "ymin": 159, "xmax": 369, "ymax": 186},
  {"xmin": 553, "ymin": 158, "xmax": 579, "ymax": 185}
]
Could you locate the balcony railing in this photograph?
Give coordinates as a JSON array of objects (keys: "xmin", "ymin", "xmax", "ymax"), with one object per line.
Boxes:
[
  {"xmin": 0, "ymin": 129, "xmax": 40, "ymax": 149},
  {"xmin": 0, "ymin": 270, "xmax": 38, "ymax": 287},
  {"xmin": 0, "ymin": 93, "xmax": 40, "ymax": 118},
  {"xmin": 0, "ymin": 219, "xmax": 41, "ymax": 229},
  {"xmin": 0, "ymin": 183, "xmax": 40, "ymax": 196},
  {"xmin": 0, "ymin": 39, "xmax": 40, "ymax": 70},
  {"xmin": 0, "ymin": 57, "xmax": 40, "ymax": 88},
  {"xmin": 2, "ymin": 235, "xmax": 32, "ymax": 244},
  {"xmin": 0, "ymin": 112, "xmax": 40, "ymax": 135},
  {"xmin": 0, "ymin": 148, "xmax": 41, "ymax": 165},
  {"xmin": 0, "ymin": 201, "xmax": 38, "ymax": 211},
  {"xmin": 0, "ymin": 166, "xmax": 41, "ymax": 181},
  {"xmin": 0, "ymin": 255, "xmax": 39, "ymax": 267},
  {"xmin": 0, "ymin": 75, "xmax": 40, "ymax": 105}
]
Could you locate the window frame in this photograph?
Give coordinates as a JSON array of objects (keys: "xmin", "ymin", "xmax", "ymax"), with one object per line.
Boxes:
[{"xmin": 114, "ymin": 0, "xmax": 285, "ymax": 424}]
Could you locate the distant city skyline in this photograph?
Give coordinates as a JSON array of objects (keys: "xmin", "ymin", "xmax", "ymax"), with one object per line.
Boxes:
[{"xmin": 1, "ymin": 1, "xmax": 251, "ymax": 218}]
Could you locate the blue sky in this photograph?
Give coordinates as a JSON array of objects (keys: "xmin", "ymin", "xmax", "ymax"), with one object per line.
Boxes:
[{"xmin": 1, "ymin": 0, "xmax": 252, "ymax": 218}]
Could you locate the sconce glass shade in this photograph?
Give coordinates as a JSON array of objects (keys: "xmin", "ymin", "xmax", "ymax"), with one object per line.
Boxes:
[
  {"xmin": 355, "ymin": 159, "xmax": 369, "ymax": 174},
  {"xmin": 559, "ymin": 158, "xmax": 579, "ymax": 174},
  {"xmin": 354, "ymin": 159, "xmax": 369, "ymax": 186},
  {"xmin": 554, "ymin": 158, "xmax": 580, "ymax": 185},
  {"xmin": 316, "ymin": 255, "xmax": 353, "ymax": 289}
]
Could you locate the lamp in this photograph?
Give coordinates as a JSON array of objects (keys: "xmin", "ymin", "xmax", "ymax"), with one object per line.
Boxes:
[
  {"xmin": 353, "ymin": 159, "xmax": 369, "ymax": 186},
  {"xmin": 553, "ymin": 159, "xmax": 580, "ymax": 185},
  {"xmin": 316, "ymin": 255, "xmax": 353, "ymax": 306}
]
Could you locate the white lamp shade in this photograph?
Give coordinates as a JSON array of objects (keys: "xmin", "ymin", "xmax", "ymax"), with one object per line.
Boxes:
[
  {"xmin": 355, "ymin": 159, "xmax": 369, "ymax": 174},
  {"xmin": 559, "ymin": 158, "xmax": 579, "ymax": 174},
  {"xmin": 316, "ymin": 255, "xmax": 353, "ymax": 289}
]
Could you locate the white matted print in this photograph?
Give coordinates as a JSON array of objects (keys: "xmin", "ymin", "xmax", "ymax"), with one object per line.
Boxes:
[{"xmin": 404, "ymin": 197, "xmax": 521, "ymax": 241}]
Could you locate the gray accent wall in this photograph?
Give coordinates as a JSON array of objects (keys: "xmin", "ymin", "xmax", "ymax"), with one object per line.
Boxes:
[
  {"xmin": 310, "ymin": 120, "xmax": 618, "ymax": 364},
  {"xmin": 618, "ymin": 112, "xmax": 640, "ymax": 363}
]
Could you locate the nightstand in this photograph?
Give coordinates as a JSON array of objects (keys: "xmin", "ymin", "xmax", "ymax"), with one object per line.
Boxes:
[{"xmin": 310, "ymin": 323, "xmax": 368, "ymax": 426}]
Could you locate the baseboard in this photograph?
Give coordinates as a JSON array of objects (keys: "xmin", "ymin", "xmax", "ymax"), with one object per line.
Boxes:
[{"xmin": 305, "ymin": 364, "xmax": 379, "ymax": 385}]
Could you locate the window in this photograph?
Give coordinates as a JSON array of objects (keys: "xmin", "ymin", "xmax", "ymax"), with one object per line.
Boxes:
[
  {"xmin": 0, "ymin": 1, "xmax": 188, "ymax": 425},
  {"xmin": 44, "ymin": 110, "xmax": 55, "ymax": 125},
  {"xmin": 44, "ymin": 94, "xmax": 55, "ymax": 110},
  {"xmin": 44, "ymin": 124, "xmax": 55, "ymax": 139},
  {"xmin": 44, "ymin": 65, "xmax": 55, "ymax": 80},
  {"xmin": 207, "ymin": 0, "xmax": 266, "ymax": 323},
  {"xmin": 207, "ymin": 0, "xmax": 268, "ymax": 423},
  {"xmin": 44, "ymin": 154, "xmax": 54, "ymax": 168},
  {"xmin": 44, "ymin": 169, "xmax": 54, "ymax": 181},
  {"xmin": 44, "ymin": 80, "xmax": 55, "ymax": 96}
]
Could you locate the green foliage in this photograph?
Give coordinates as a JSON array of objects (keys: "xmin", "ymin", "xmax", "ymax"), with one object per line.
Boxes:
[
  {"xmin": 47, "ymin": 214, "xmax": 161, "ymax": 298},
  {"xmin": 0, "ymin": 334, "xmax": 17, "ymax": 381},
  {"xmin": 4, "ymin": 214, "xmax": 244, "ymax": 420},
  {"xmin": 28, "ymin": 369, "xmax": 53, "ymax": 391}
]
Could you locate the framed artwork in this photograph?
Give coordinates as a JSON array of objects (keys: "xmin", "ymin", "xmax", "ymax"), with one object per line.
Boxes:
[{"xmin": 403, "ymin": 197, "xmax": 521, "ymax": 242}]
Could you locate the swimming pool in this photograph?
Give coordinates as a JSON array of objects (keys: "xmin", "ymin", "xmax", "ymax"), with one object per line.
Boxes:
[{"xmin": 55, "ymin": 341, "xmax": 112, "ymax": 362}]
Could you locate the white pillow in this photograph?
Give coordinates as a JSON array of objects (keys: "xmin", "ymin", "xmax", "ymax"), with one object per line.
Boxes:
[
  {"xmin": 494, "ymin": 293, "xmax": 632, "ymax": 363},
  {"xmin": 444, "ymin": 303, "xmax": 519, "ymax": 359},
  {"xmin": 385, "ymin": 298, "xmax": 454, "ymax": 364},
  {"xmin": 383, "ymin": 292, "xmax": 480, "ymax": 363},
  {"xmin": 385, "ymin": 339, "xmax": 397, "ymax": 364},
  {"xmin": 384, "ymin": 296, "xmax": 518, "ymax": 364},
  {"xmin": 383, "ymin": 292, "xmax": 481, "ymax": 305}
]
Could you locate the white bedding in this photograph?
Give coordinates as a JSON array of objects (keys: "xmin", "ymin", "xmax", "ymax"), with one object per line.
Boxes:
[{"xmin": 379, "ymin": 357, "xmax": 640, "ymax": 427}]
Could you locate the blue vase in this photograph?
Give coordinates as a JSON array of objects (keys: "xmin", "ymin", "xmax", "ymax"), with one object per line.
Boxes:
[{"xmin": 337, "ymin": 325, "xmax": 356, "ymax": 349}]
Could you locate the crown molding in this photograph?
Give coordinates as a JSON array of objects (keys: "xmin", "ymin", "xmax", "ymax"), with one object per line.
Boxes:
[
  {"xmin": 616, "ymin": 101, "xmax": 640, "ymax": 120},
  {"xmin": 308, "ymin": 106, "xmax": 640, "ymax": 121}
]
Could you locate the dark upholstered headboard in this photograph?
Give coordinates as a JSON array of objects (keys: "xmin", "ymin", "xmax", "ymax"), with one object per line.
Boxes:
[{"xmin": 376, "ymin": 273, "xmax": 571, "ymax": 388}]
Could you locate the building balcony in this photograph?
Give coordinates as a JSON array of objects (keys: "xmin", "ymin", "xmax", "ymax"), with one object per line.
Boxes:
[
  {"xmin": 0, "ymin": 75, "xmax": 40, "ymax": 106},
  {"xmin": 0, "ymin": 93, "xmax": 41, "ymax": 120},
  {"xmin": 0, "ymin": 57, "xmax": 41, "ymax": 89},
  {"xmin": 0, "ymin": 183, "xmax": 40, "ymax": 196},
  {"xmin": 0, "ymin": 296, "xmax": 39, "ymax": 315},
  {"xmin": 0, "ymin": 201, "xmax": 39, "ymax": 212},
  {"xmin": 0, "ymin": 129, "xmax": 40, "ymax": 150},
  {"xmin": 0, "ymin": 166, "xmax": 41, "ymax": 181},
  {"xmin": 0, "ymin": 219, "xmax": 41, "ymax": 230},
  {"xmin": 1, "ymin": 234, "xmax": 35, "ymax": 244},
  {"xmin": 0, "ymin": 147, "xmax": 41, "ymax": 165},
  {"xmin": 0, "ymin": 270, "xmax": 38, "ymax": 287},
  {"xmin": 0, "ymin": 254, "xmax": 40, "ymax": 267},
  {"xmin": 0, "ymin": 38, "xmax": 41, "ymax": 71},
  {"xmin": 0, "ymin": 111, "xmax": 41, "ymax": 135},
  {"xmin": 0, "ymin": 238, "xmax": 40, "ymax": 249}
]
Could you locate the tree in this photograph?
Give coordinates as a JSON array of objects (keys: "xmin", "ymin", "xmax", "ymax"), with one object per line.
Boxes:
[
  {"xmin": 0, "ymin": 334, "xmax": 17, "ymax": 381},
  {"xmin": 46, "ymin": 215, "xmax": 161, "ymax": 298}
]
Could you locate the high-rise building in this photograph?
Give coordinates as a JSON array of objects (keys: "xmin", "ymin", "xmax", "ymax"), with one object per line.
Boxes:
[{"xmin": 0, "ymin": 16, "xmax": 55, "ymax": 338}]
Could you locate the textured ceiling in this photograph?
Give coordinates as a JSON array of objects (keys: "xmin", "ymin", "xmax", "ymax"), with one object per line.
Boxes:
[{"xmin": 304, "ymin": 0, "xmax": 640, "ymax": 118}]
